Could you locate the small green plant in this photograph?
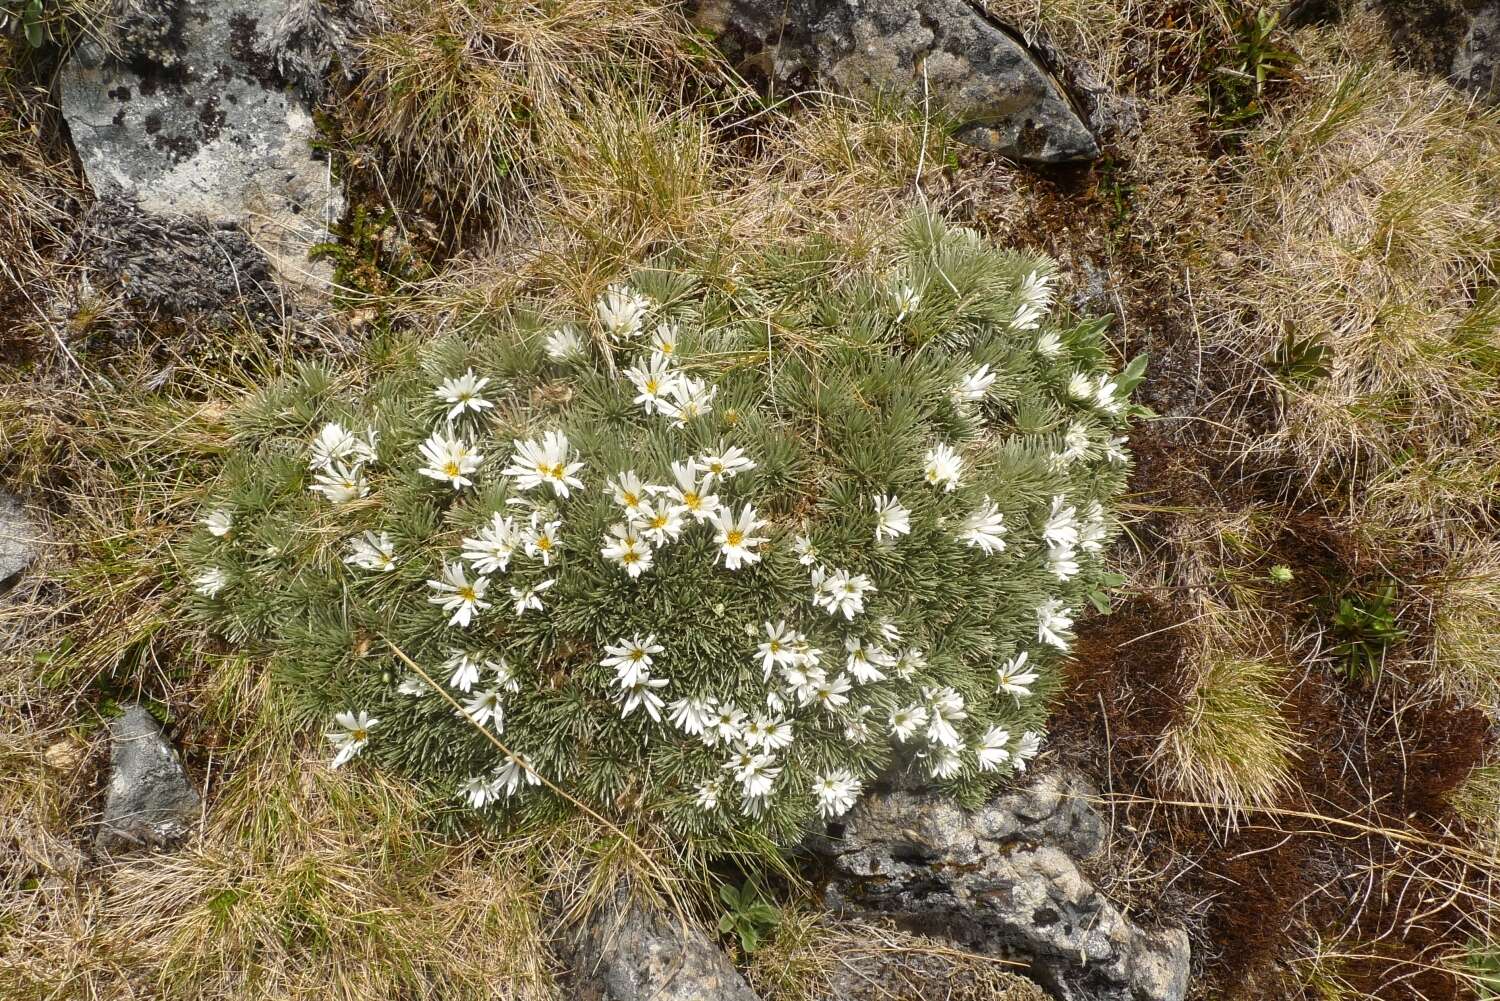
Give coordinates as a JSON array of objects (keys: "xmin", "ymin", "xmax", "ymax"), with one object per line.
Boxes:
[
  {"xmin": 1465, "ymin": 938, "xmax": 1500, "ymax": 999},
  {"xmin": 718, "ymin": 880, "xmax": 779, "ymax": 953},
  {"xmin": 1330, "ymin": 581, "xmax": 1407, "ymax": 680},
  {"xmin": 1271, "ymin": 328, "xmax": 1331, "ymax": 388},
  {"xmin": 3, "ymin": 0, "xmax": 52, "ymax": 46},
  {"xmin": 1207, "ymin": 7, "xmax": 1301, "ymax": 133},
  {"xmin": 1268, "ymin": 564, "xmax": 1293, "ymax": 585}
]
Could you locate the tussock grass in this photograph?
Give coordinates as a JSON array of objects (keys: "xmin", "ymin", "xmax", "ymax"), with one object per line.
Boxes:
[{"xmin": 1430, "ymin": 541, "xmax": 1500, "ymax": 711}]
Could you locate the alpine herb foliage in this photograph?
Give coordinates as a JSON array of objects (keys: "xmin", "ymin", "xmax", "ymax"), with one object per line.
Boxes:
[{"xmin": 189, "ymin": 214, "xmax": 1142, "ymax": 847}]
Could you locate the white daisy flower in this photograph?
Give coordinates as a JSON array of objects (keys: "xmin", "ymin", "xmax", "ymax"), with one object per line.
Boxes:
[
  {"xmin": 618, "ymin": 676, "xmax": 669, "ymax": 721},
  {"xmin": 707, "ymin": 703, "xmax": 748, "ymax": 747},
  {"xmin": 502, "ymin": 430, "xmax": 585, "ymax": 498},
  {"xmin": 845, "ymin": 636, "xmax": 895, "ymax": 684},
  {"xmin": 435, "ymin": 369, "xmax": 493, "ymax": 420},
  {"xmin": 696, "ymin": 443, "xmax": 755, "ymax": 485},
  {"xmin": 522, "ymin": 513, "xmax": 563, "ymax": 566},
  {"xmin": 811, "ymin": 566, "xmax": 876, "ymax": 620},
  {"xmin": 596, "ymin": 283, "xmax": 651, "ymax": 341},
  {"xmin": 1036, "ymin": 599, "xmax": 1074, "ymax": 651},
  {"xmin": 490, "ymin": 657, "xmax": 521, "ymax": 694},
  {"xmin": 608, "ymin": 470, "xmax": 654, "ymax": 523},
  {"xmin": 694, "ymin": 778, "xmax": 722, "ymax": 811},
  {"xmin": 1066, "ymin": 371, "xmax": 1095, "ymax": 402},
  {"xmin": 959, "ymin": 498, "xmax": 1007, "ymax": 554},
  {"xmin": 310, "ymin": 463, "xmax": 369, "ymax": 503},
  {"xmin": 807, "ymin": 673, "xmax": 853, "ymax": 712},
  {"xmin": 326, "ymin": 710, "xmax": 378, "ymax": 769},
  {"xmin": 954, "ymin": 364, "xmax": 996, "ymax": 403},
  {"xmin": 396, "ymin": 673, "xmax": 431, "ymax": 697},
  {"xmin": 1042, "ymin": 496, "xmax": 1080, "ymax": 549},
  {"xmin": 1057, "ymin": 421, "xmax": 1091, "ymax": 466},
  {"xmin": 844, "ymin": 704, "xmax": 876, "ymax": 744},
  {"xmin": 873, "ymin": 494, "xmax": 912, "ymax": 542},
  {"xmin": 625, "ymin": 354, "xmax": 684, "ymax": 416},
  {"xmin": 927, "ymin": 746, "xmax": 964, "ymax": 780},
  {"xmin": 792, "ymin": 533, "xmax": 819, "ymax": 566},
  {"xmin": 309, "ymin": 422, "xmax": 376, "ymax": 471},
  {"xmin": 1012, "ymin": 270, "xmax": 1053, "ymax": 330},
  {"xmin": 922, "ymin": 442, "xmax": 963, "ymax": 492},
  {"xmin": 1049, "ymin": 541, "xmax": 1080, "ymax": 581},
  {"xmin": 813, "ymin": 769, "xmax": 862, "ymax": 819},
  {"xmin": 889, "ymin": 703, "xmax": 929, "ymax": 742},
  {"xmin": 426, "ymin": 562, "xmax": 491, "ymax": 628},
  {"xmin": 601, "ymin": 521, "xmax": 654, "ymax": 578},
  {"xmin": 895, "ymin": 647, "xmax": 927, "ymax": 679},
  {"xmin": 976, "ymin": 727, "xmax": 1012, "ymax": 772},
  {"xmin": 458, "ymin": 775, "xmax": 493, "ymax": 810},
  {"xmin": 648, "ymin": 322, "xmax": 679, "ymax": 360},
  {"xmin": 417, "ymin": 429, "xmax": 483, "ymax": 490},
  {"xmin": 493, "ymin": 751, "xmax": 542, "ymax": 797},
  {"xmin": 893, "ymin": 282, "xmax": 922, "ymax": 321},
  {"xmin": 996, "ymin": 651, "xmax": 1040, "ymax": 697},
  {"xmin": 637, "ymin": 502, "xmax": 685, "ymax": 548},
  {"xmin": 1105, "ymin": 435, "xmax": 1130, "ymax": 465},
  {"xmin": 724, "ymin": 747, "xmax": 781, "ymax": 799},
  {"xmin": 756, "ymin": 620, "xmax": 799, "ymax": 679},
  {"xmin": 601, "ymin": 633, "xmax": 664, "ymax": 687},
  {"xmin": 545, "ymin": 324, "xmax": 586, "ymax": 363},
  {"xmin": 510, "ymin": 577, "xmax": 556, "ymax": 616},
  {"xmin": 462, "ymin": 687, "xmax": 504, "ymax": 731},
  {"xmin": 345, "ymin": 530, "xmax": 398, "ymax": 572},
  {"xmin": 462, "ymin": 514, "xmax": 519, "ymax": 575},
  {"xmin": 1093, "ymin": 374, "xmax": 1123, "ymax": 414},
  {"xmin": 201, "ymin": 508, "xmax": 233, "ymax": 537},
  {"xmin": 1013, "ymin": 731, "xmax": 1043, "ymax": 771},
  {"xmin": 1079, "ymin": 500, "xmax": 1108, "ymax": 552},
  {"xmin": 710, "ymin": 504, "xmax": 769, "ymax": 570},
  {"xmin": 661, "ymin": 376, "xmax": 716, "ymax": 427},
  {"xmin": 656, "ymin": 460, "xmax": 719, "ymax": 523},
  {"xmin": 443, "ymin": 650, "xmax": 482, "ymax": 692},
  {"xmin": 668, "ymin": 696, "xmax": 717, "ymax": 737},
  {"xmin": 924, "ymin": 686, "xmax": 968, "ymax": 749},
  {"xmin": 193, "ymin": 567, "xmax": 229, "ymax": 597},
  {"xmin": 744, "ymin": 715, "xmax": 793, "ymax": 753},
  {"xmin": 1035, "ymin": 330, "xmax": 1064, "ymax": 358}
]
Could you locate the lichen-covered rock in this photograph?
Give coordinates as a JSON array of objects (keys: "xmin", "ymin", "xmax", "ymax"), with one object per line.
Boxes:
[
  {"xmin": 96, "ymin": 705, "xmax": 201, "ymax": 853},
  {"xmin": 1454, "ymin": 3, "xmax": 1500, "ymax": 101},
  {"xmin": 568, "ymin": 889, "xmax": 762, "ymax": 1001},
  {"xmin": 690, "ymin": 0, "xmax": 1098, "ymax": 163},
  {"xmin": 820, "ymin": 771, "xmax": 1189, "ymax": 1001},
  {"xmin": 60, "ymin": 0, "xmax": 342, "ymax": 294},
  {"xmin": 0, "ymin": 492, "xmax": 42, "ymax": 590}
]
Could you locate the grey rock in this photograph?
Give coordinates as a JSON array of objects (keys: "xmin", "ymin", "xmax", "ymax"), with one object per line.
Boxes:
[
  {"xmin": 0, "ymin": 492, "xmax": 43, "ymax": 590},
  {"xmin": 691, "ymin": 0, "xmax": 1099, "ymax": 163},
  {"xmin": 1454, "ymin": 3, "xmax": 1500, "ymax": 101},
  {"xmin": 60, "ymin": 0, "xmax": 342, "ymax": 294},
  {"xmin": 821, "ymin": 770, "xmax": 1189, "ymax": 1001},
  {"xmin": 569, "ymin": 888, "xmax": 761, "ymax": 1001},
  {"xmin": 96, "ymin": 705, "xmax": 201, "ymax": 853}
]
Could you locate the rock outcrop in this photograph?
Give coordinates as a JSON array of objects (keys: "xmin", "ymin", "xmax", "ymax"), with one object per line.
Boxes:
[
  {"xmin": 820, "ymin": 770, "xmax": 1190, "ymax": 1001},
  {"xmin": 1454, "ymin": 3, "xmax": 1500, "ymax": 102},
  {"xmin": 690, "ymin": 0, "xmax": 1099, "ymax": 163},
  {"xmin": 0, "ymin": 492, "xmax": 42, "ymax": 591},
  {"xmin": 96, "ymin": 705, "xmax": 201, "ymax": 853},
  {"xmin": 60, "ymin": 0, "xmax": 343, "ymax": 298}
]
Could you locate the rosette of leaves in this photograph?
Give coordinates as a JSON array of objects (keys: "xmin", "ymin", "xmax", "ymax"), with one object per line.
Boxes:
[{"xmin": 188, "ymin": 213, "xmax": 1142, "ymax": 849}]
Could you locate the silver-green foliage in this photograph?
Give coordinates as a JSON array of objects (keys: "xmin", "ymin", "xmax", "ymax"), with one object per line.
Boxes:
[{"xmin": 188, "ymin": 214, "xmax": 1141, "ymax": 848}]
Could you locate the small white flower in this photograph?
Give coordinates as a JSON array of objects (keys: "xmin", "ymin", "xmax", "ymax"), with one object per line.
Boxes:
[
  {"xmin": 545, "ymin": 324, "xmax": 586, "ymax": 363},
  {"xmin": 326, "ymin": 710, "xmax": 378, "ymax": 769},
  {"xmin": 510, "ymin": 577, "xmax": 556, "ymax": 616},
  {"xmin": 807, "ymin": 673, "xmax": 853, "ymax": 712},
  {"xmin": 744, "ymin": 715, "xmax": 794, "ymax": 752},
  {"xmin": 1066, "ymin": 371, "xmax": 1095, "ymax": 402},
  {"xmin": 462, "ymin": 514, "xmax": 519, "ymax": 575},
  {"xmin": 309, "ymin": 422, "xmax": 376, "ymax": 471},
  {"xmin": 618, "ymin": 676, "xmax": 669, "ymax": 721},
  {"xmin": 396, "ymin": 673, "xmax": 431, "ymax": 697},
  {"xmin": 648, "ymin": 322, "xmax": 679, "ymax": 360},
  {"xmin": 694, "ymin": 778, "xmax": 722, "ymax": 811},
  {"xmin": 601, "ymin": 521, "xmax": 654, "ymax": 578},
  {"xmin": 503, "ymin": 431, "xmax": 585, "ymax": 498},
  {"xmin": 417, "ymin": 430, "xmax": 483, "ymax": 490},
  {"xmin": 707, "ymin": 703, "xmax": 748, "ymax": 747},
  {"xmin": 1012, "ymin": 270, "xmax": 1053, "ymax": 330},
  {"xmin": 793, "ymin": 533, "xmax": 819, "ymax": 566},
  {"xmin": 873, "ymin": 494, "xmax": 912, "ymax": 543},
  {"xmin": 696, "ymin": 443, "xmax": 755, "ymax": 485},
  {"xmin": 954, "ymin": 363, "xmax": 996, "ymax": 403},
  {"xmin": 435, "ymin": 369, "xmax": 493, "ymax": 420},
  {"xmin": 625, "ymin": 354, "xmax": 684, "ymax": 416},
  {"xmin": 443, "ymin": 650, "xmax": 482, "ymax": 692},
  {"xmin": 596, "ymin": 283, "xmax": 651, "ymax": 341},
  {"xmin": 924, "ymin": 686, "xmax": 968, "ymax": 749},
  {"xmin": 710, "ymin": 504, "xmax": 769, "ymax": 570},
  {"xmin": 1057, "ymin": 421, "xmax": 1091, "ymax": 466},
  {"xmin": 876, "ymin": 619, "xmax": 902, "ymax": 646},
  {"xmin": 976, "ymin": 727, "xmax": 1011, "ymax": 772},
  {"xmin": 657, "ymin": 460, "xmax": 719, "ymax": 523},
  {"xmin": 458, "ymin": 775, "xmax": 493, "ymax": 809},
  {"xmin": 490, "ymin": 657, "xmax": 521, "ymax": 693},
  {"xmin": 522, "ymin": 513, "xmax": 563, "ymax": 566},
  {"xmin": 922, "ymin": 443, "xmax": 963, "ymax": 492},
  {"xmin": 668, "ymin": 696, "xmax": 717, "ymax": 737},
  {"xmin": 724, "ymin": 746, "xmax": 781, "ymax": 799},
  {"xmin": 959, "ymin": 498, "xmax": 1007, "ymax": 554},
  {"xmin": 813, "ymin": 769, "xmax": 863, "ymax": 819},
  {"xmin": 996, "ymin": 651, "xmax": 1040, "ymax": 697},
  {"xmin": 661, "ymin": 376, "xmax": 717, "ymax": 427},
  {"xmin": 1093, "ymin": 374, "xmax": 1124, "ymax": 414},
  {"xmin": 1013, "ymin": 731, "xmax": 1043, "ymax": 771},
  {"xmin": 1105, "ymin": 435, "xmax": 1130, "ymax": 465},
  {"xmin": 609, "ymin": 470, "xmax": 654, "ymax": 523},
  {"xmin": 1035, "ymin": 330, "xmax": 1064, "ymax": 358},
  {"xmin": 1048, "ymin": 541, "xmax": 1080, "ymax": 581},
  {"xmin": 426, "ymin": 562, "xmax": 491, "ymax": 628},
  {"xmin": 927, "ymin": 746, "xmax": 964, "ymax": 780},
  {"xmin": 310, "ymin": 463, "xmax": 368, "ymax": 503},
  {"xmin": 1036, "ymin": 599, "xmax": 1074, "ymax": 651},
  {"xmin": 811, "ymin": 566, "xmax": 875, "ymax": 620},
  {"xmin": 201, "ymin": 508, "xmax": 233, "ymax": 537},
  {"xmin": 893, "ymin": 282, "xmax": 922, "ymax": 321},
  {"xmin": 895, "ymin": 647, "xmax": 927, "ymax": 679},
  {"xmin": 1079, "ymin": 500, "xmax": 1108, "ymax": 553},
  {"xmin": 601, "ymin": 633, "xmax": 664, "ymax": 687},
  {"xmin": 1042, "ymin": 496, "xmax": 1080, "ymax": 548},
  {"xmin": 889, "ymin": 703, "xmax": 929, "ymax": 742},
  {"xmin": 844, "ymin": 704, "xmax": 875, "ymax": 744},
  {"xmin": 493, "ymin": 750, "xmax": 541, "ymax": 797},
  {"xmin": 193, "ymin": 567, "xmax": 229, "ymax": 597},
  {"xmin": 462, "ymin": 687, "xmax": 504, "ymax": 731},
  {"xmin": 756, "ymin": 620, "xmax": 799, "ymax": 679},
  {"xmin": 345, "ymin": 530, "xmax": 398, "ymax": 572},
  {"xmin": 845, "ymin": 635, "xmax": 895, "ymax": 684},
  {"xmin": 637, "ymin": 502, "xmax": 685, "ymax": 548}
]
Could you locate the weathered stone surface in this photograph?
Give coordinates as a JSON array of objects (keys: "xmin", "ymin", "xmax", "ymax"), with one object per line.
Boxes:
[
  {"xmin": 691, "ymin": 0, "xmax": 1098, "ymax": 163},
  {"xmin": 569, "ymin": 889, "xmax": 762, "ymax": 1001},
  {"xmin": 821, "ymin": 770, "xmax": 1189, "ymax": 1001},
  {"xmin": 1454, "ymin": 3, "xmax": 1500, "ymax": 101},
  {"xmin": 60, "ymin": 0, "xmax": 341, "ymax": 293},
  {"xmin": 96, "ymin": 705, "xmax": 201, "ymax": 853},
  {"xmin": 825, "ymin": 925, "xmax": 1053, "ymax": 1001},
  {"xmin": 0, "ymin": 492, "xmax": 43, "ymax": 590}
]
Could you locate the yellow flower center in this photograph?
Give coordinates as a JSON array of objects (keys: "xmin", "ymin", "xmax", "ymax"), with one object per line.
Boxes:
[
  {"xmin": 645, "ymin": 378, "xmax": 659, "ymax": 393},
  {"xmin": 537, "ymin": 536, "xmax": 553, "ymax": 551},
  {"xmin": 535, "ymin": 462, "xmax": 550, "ymax": 475},
  {"xmin": 651, "ymin": 514, "xmax": 668, "ymax": 529},
  {"xmin": 458, "ymin": 586, "xmax": 476, "ymax": 602},
  {"xmin": 622, "ymin": 551, "xmax": 639, "ymax": 564},
  {"xmin": 445, "ymin": 462, "xmax": 461, "ymax": 477},
  {"xmin": 550, "ymin": 463, "xmax": 566, "ymax": 479},
  {"xmin": 684, "ymin": 492, "xmax": 700, "ymax": 509},
  {"xmin": 351, "ymin": 728, "xmax": 367, "ymax": 741},
  {"xmin": 623, "ymin": 491, "xmax": 638, "ymax": 506},
  {"xmin": 726, "ymin": 530, "xmax": 744, "ymax": 546}
]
